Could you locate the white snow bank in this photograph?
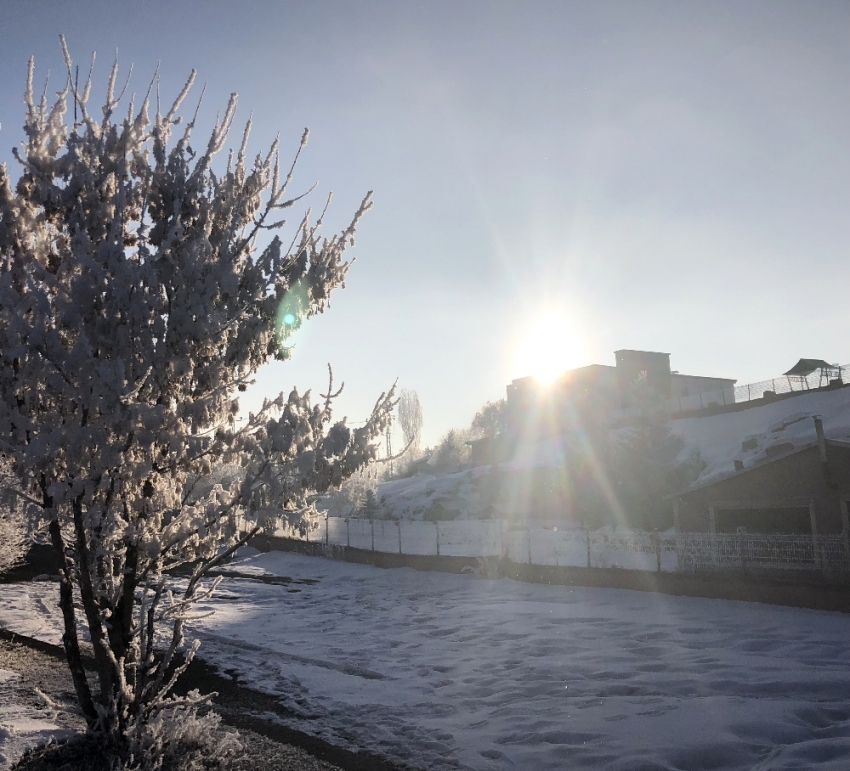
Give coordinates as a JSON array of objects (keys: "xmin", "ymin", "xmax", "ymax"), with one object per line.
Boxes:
[{"xmin": 373, "ymin": 468, "xmax": 496, "ymax": 521}]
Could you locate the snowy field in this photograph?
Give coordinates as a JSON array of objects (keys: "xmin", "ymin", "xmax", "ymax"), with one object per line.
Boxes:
[{"xmin": 2, "ymin": 552, "xmax": 850, "ymax": 770}]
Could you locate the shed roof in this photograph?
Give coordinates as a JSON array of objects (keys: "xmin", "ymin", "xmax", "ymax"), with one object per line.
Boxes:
[
  {"xmin": 783, "ymin": 359, "xmax": 836, "ymax": 377},
  {"xmin": 668, "ymin": 438, "xmax": 850, "ymax": 499}
]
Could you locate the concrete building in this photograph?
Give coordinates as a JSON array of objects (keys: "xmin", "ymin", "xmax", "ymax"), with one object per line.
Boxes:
[{"xmin": 504, "ymin": 350, "xmax": 737, "ymax": 438}]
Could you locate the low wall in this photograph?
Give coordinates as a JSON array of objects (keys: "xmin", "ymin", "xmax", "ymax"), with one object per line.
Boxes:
[
  {"xmin": 248, "ymin": 534, "xmax": 850, "ymax": 613},
  {"xmin": 271, "ymin": 516, "xmax": 850, "ymax": 577}
]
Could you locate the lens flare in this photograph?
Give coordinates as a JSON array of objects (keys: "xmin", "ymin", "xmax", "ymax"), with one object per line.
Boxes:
[{"xmin": 512, "ymin": 309, "xmax": 587, "ymax": 385}]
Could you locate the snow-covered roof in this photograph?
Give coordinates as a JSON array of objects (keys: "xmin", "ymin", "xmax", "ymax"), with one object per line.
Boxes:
[{"xmin": 671, "ymin": 386, "xmax": 850, "ymax": 486}]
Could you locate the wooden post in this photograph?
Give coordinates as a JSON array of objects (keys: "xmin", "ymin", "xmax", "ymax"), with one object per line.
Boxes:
[
  {"xmin": 398, "ymin": 520, "xmax": 402, "ymax": 554},
  {"xmin": 436, "ymin": 521, "xmax": 440, "ymax": 556},
  {"xmin": 809, "ymin": 497, "xmax": 820, "ymax": 570},
  {"xmin": 325, "ymin": 513, "xmax": 329, "ymax": 547},
  {"xmin": 371, "ymin": 519, "xmax": 375, "ymax": 552},
  {"xmin": 654, "ymin": 528, "xmax": 661, "ymax": 573},
  {"xmin": 708, "ymin": 505, "xmax": 717, "ymax": 566},
  {"xmin": 584, "ymin": 523, "xmax": 591, "ymax": 569},
  {"xmin": 841, "ymin": 500, "xmax": 850, "ymax": 568},
  {"xmin": 673, "ymin": 498, "xmax": 681, "ymax": 573},
  {"xmin": 527, "ymin": 527, "xmax": 532, "ymax": 565},
  {"xmin": 346, "ymin": 518, "xmax": 350, "ymax": 548}
]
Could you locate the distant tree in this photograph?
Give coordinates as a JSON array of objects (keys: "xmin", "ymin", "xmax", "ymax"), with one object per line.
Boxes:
[
  {"xmin": 431, "ymin": 428, "xmax": 471, "ymax": 472},
  {"xmin": 0, "ymin": 40, "xmax": 394, "ymax": 764},
  {"xmin": 358, "ymin": 487, "xmax": 382, "ymax": 519},
  {"xmin": 322, "ymin": 468, "xmax": 377, "ymax": 517},
  {"xmin": 614, "ymin": 378, "xmax": 704, "ymax": 528},
  {"xmin": 470, "ymin": 399, "xmax": 506, "ymax": 438},
  {"xmin": 397, "ymin": 389, "xmax": 423, "ymax": 452}
]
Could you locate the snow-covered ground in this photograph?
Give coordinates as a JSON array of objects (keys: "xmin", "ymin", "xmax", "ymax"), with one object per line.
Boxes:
[
  {"xmin": 2, "ymin": 552, "xmax": 849, "ymax": 770},
  {"xmin": 0, "ymin": 669, "xmax": 69, "ymax": 771}
]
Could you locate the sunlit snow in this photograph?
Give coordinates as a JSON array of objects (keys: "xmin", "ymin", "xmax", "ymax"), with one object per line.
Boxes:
[{"xmin": 2, "ymin": 552, "xmax": 849, "ymax": 770}]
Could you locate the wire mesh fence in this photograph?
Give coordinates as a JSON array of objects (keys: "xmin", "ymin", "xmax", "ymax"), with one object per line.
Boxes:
[
  {"xmin": 674, "ymin": 533, "xmax": 849, "ymax": 574},
  {"xmin": 733, "ymin": 363, "xmax": 850, "ymax": 403},
  {"xmin": 269, "ymin": 515, "xmax": 850, "ymax": 578},
  {"xmin": 671, "ymin": 363, "xmax": 850, "ymax": 415}
]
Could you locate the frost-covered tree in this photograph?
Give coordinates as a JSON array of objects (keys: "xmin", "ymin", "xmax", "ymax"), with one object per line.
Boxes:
[
  {"xmin": 0, "ymin": 39, "xmax": 394, "ymax": 754},
  {"xmin": 470, "ymin": 399, "xmax": 506, "ymax": 439},
  {"xmin": 397, "ymin": 389, "xmax": 422, "ymax": 451},
  {"xmin": 320, "ymin": 467, "xmax": 377, "ymax": 518},
  {"xmin": 431, "ymin": 428, "xmax": 471, "ymax": 472}
]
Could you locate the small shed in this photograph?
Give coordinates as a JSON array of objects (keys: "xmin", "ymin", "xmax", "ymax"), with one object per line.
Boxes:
[
  {"xmin": 672, "ymin": 422, "xmax": 850, "ymax": 538},
  {"xmin": 783, "ymin": 359, "xmax": 841, "ymax": 391}
]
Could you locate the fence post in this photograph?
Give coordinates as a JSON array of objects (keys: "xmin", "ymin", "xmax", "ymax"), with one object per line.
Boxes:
[
  {"xmin": 737, "ymin": 526, "xmax": 747, "ymax": 574},
  {"xmin": 398, "ymin": 520, "xmax": 402, "ymax": 554},
  {"xmin": 809, "ymin": 498, "xmax": 820, "ymax": 571},
  {"xmin": 584, "ymin": 522, "xmax": 591, "ymax": 569},
  {"xmin": 371, "ymin": 519, "xmax": 375, "ymax": 552},
  {"xmin": 325, "ymin": 513, "xmax": 329, "ymax": 547},
  {"xmin": 673, "ymin": 498, "xmax": 681, "ymax": 573},
  {"xmin": 436, "ymin": 521, "xmax": 440, "ymax": 556},
  {"xmin": 709, "ymin": 505, "xmax": 717, "ymax": 567},
  {"xmin": 346, "ymin": 518, "xmax": 350, "ymax": 548},
  {"xmin": 841, "ymin": 501, "xmax": 850, "ymax": 570},
  {"xmin": 654, "ymin": 528, "xmax": 661, "ymax": 573},
  {"xmin": 526, "ymin": 527, "xmax": 532, "ymax": 565},
  {"xmin": 747, "ymin": 383, "xmax": 751, "ymax": 401}
]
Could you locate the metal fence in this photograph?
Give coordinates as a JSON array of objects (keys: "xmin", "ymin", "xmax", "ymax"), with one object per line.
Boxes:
[
  {"xmin": 734, "ymin": 363, "xmax": 850, "ymax": 403},
  {"xmin": 271, "ymin": 515, "xmax": 850, "ymax": 578},
  {"xmin": 674, "ymin": 532, "xmax": 850, "ymax": 575},
  {"xmin": 672, "ymin": 363, "xmax": 850, "ymax": 415}
]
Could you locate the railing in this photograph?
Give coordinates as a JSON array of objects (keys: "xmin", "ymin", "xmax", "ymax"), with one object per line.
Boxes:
[
  {"xmin": 671, "ymin": 363, "xmax": 850, "ymax": 415},
  {"xmin": 269, "ymin": 515, "xmax": 850, "ymax": 578},
  {"xmin": 733, "ymin": 364, "xmax": 849, "ymax": 403}
]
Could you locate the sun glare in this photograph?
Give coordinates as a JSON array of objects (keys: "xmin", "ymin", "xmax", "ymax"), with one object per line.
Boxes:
[{"xmin": 513, "ymin": 310, "xmax": 586, "ymax": 385}]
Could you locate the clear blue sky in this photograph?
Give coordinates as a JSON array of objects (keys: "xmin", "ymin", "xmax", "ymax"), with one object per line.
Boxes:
[{"xmin": 1, "ymin": 1, "xmax": 848, "ymax": 445}]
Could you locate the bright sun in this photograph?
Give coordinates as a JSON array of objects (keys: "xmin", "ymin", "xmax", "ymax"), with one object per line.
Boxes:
[{"xmin": 512, "ymin": 310, "xmax": 586, "ymax": 385}]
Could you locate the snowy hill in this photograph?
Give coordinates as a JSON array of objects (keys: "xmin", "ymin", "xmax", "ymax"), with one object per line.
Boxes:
[{"xmin": 373, "ymin": 387, "xmax": 850, "ymax": 520}]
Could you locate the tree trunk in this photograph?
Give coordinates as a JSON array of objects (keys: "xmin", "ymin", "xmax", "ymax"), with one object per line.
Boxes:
[
  {"xmin": 49, "ymin": 518, "xmax": 97, "ymax": 724},
  {"xmin": 71, "ymin": 497, "xmax": 117, "ymax": 718}
]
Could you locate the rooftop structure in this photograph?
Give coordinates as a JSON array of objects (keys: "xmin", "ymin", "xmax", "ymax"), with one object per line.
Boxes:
[{"xmin": 505, "ymin": 350, "xmax": 736, "ymax": 437}]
